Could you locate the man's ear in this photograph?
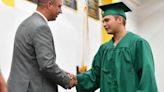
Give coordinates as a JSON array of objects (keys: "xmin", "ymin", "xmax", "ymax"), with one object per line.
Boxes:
[{"xmin": 47, "ymin": 0, "xmax": 52, "ymax": 9}]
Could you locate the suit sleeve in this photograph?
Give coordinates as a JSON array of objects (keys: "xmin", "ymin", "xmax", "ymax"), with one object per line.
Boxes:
[
  {"xmin": 76, "ymin": 46, "xmax": 103, "ymax": 92},
  {"xmin": 33, "ymin": 25, "xmax": 71, "ymax": 89},
  {"xmin": 135, "ymin": 40, "xmax": 158, "ymax": 92}
]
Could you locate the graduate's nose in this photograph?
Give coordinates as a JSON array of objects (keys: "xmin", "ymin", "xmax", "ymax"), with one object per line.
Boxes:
[
  {"xmin": 103, "ymin": 22, "xmax": 108, "ymax": 29},
  {"xmin": 103, "ymin": 21, "xmax": 106, "ymax": 27}
]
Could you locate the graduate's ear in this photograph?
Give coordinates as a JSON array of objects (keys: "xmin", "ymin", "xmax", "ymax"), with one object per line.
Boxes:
[{"xmin": 116, "ymin": 16, "xmax": 124, "ymax": 24}]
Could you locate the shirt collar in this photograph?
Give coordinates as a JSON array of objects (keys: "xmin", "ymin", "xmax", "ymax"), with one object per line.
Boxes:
[{"xmin": 35, "ymin": 11, "xmax": 48, "ymax": 23}]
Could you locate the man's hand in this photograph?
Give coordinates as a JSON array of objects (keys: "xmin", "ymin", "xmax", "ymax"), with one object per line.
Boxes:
[{"xmin": 67, "ymin": 73, "xmax": 77, "ymax": 89}]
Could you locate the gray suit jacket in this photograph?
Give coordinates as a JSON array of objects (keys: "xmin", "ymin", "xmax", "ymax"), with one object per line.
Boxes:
[{"xmin": 7, "ymin": 13, "xmax": 71, "ymax": 92}]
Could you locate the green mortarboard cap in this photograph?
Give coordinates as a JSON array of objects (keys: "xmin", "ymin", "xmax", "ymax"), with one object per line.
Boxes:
[{"xmin": 99, "ymin": 2, "xmax": 132, "ymax": 19}]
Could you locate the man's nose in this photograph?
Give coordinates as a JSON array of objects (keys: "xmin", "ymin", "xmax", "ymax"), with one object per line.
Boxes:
[{"xmin": 59, "ymin": 8, "xmax": 62, "ymax": 14}]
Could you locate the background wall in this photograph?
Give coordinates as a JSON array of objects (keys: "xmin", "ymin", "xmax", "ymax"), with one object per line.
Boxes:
[
  {"xmin": 137, "ymin": 0, "xmax": 164, "ymax": 91},
  {"xmin": 0, "ymin": 0, "xmax": 164, "ymax": 92}
]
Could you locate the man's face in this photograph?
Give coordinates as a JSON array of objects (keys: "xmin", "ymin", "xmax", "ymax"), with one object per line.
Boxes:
[
  {"xmin": 102, "ymin": 15, "xmax": 119, "ymax": 34},
  {"xmin": 49, "ymin": 0, "xmax": 62, "ymax": 21}
]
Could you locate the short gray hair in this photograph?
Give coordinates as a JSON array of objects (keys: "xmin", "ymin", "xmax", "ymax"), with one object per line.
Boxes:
[{"xmin": 37, "ymin": 0, "xmax": 56, "ymax": 6}]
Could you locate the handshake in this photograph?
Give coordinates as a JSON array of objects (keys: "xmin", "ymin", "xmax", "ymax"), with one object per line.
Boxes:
[
  {"xmin": 65, "ymin": 66, "xmax": 87, "ymax": 89},
  {"xmin": 67, "ymin": 73, "xmax": 77, "ymax": 89}
]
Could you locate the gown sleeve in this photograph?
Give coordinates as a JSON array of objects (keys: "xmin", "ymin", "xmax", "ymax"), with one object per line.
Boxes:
[
  {"xmin": 135, "ymin": 40, "xmax": 158, "ymax": 92},
  {"xmin": 76, "ymin": 46, "xmax": 104, "ymax": 92}
]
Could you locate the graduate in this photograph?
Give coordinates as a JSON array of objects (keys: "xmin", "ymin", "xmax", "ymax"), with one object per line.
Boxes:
[{"xmin": 76, "ymin": 2, "xmax": 158, "ymax": 92}]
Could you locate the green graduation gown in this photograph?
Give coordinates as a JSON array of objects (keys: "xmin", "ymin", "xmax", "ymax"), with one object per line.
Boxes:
[{"xmin": 76, "ymin": 32, "xmax": 158, "ymax": 92}]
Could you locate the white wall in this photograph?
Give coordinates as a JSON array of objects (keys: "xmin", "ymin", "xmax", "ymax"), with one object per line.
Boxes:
[{"xmin": 137, "ymin": 0, "xmax": 164, "ymax": 91}]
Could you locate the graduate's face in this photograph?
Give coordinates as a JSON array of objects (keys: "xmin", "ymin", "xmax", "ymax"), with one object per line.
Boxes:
[{"xmin": 102, "ymin": 15, "xmax": 119, "ymax": 34}]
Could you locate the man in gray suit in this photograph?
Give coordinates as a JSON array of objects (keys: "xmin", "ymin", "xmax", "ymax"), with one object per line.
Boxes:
[{"xmin": 7, "ymin": 0, "xmax": 77, "ymax": 92}]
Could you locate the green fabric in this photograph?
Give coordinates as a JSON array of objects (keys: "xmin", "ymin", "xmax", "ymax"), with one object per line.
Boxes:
[
  {"xmin": 102, "ymin": 9, "xmax": 126, "ymax": 19},
  {"xmin": 99, "ymin": 2, "xmax": 131, "ymax": 19},
  {"xmin": 76, "ymin": 32, "xmax": 158, "ymax": 92}
]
